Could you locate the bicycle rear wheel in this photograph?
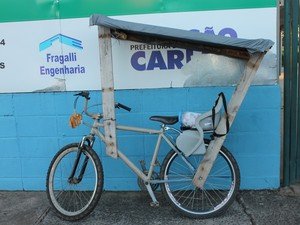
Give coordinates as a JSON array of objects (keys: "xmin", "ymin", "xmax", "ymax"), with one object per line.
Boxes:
[
  {"xmin": 46, "ymin": 143, "xmax": 103, "ymax": 221},
  {"xmin": 160, "ymin": 140, "xmax": 240, "ymax": 218}
]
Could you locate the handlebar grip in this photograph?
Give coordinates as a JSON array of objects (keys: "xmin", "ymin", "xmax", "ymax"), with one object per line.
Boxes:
[
  {"xmin": 116, "ymin": 103, "xmax": 131, "ymax": 112},
  {"xmin": 74, "ymin": 91, "xmax": 90, "ymax": 100}
]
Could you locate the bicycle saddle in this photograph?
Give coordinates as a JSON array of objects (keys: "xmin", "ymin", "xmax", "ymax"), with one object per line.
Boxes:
[{"xmin": 149, "ymin": 116, "xmax": 179, "ymax": 125}]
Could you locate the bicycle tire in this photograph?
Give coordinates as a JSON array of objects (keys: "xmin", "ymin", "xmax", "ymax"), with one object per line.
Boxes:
[
  {"xmin": 160, "ymin": 139, "xmax": 240, "ymax": 218},
  {"xmin": 46, "ymin": 143, "xmax": 103, "ymax": 221}
]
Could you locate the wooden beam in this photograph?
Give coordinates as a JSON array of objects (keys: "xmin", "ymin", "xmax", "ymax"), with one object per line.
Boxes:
[
  {"xmin": 192, "ymin": 52, "xmax": 265, "ymax": 188},
  {"xmin": 98, "ymin": 26, "xmax": 118, "ymax": 158},
  {"xmin": 111, "ymin": 30, "xmax": 250, "ymax": 60}
]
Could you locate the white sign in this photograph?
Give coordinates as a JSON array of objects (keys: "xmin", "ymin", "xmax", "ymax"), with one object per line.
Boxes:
[{"xmin": 0, "ymin": 8, "xmax": 277, "ymax": 93}]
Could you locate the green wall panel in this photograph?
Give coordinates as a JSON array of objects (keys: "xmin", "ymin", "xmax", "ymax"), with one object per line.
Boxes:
[{"xmin": 0, "ymin": 0, "xmax": 277, "ymax": 23}]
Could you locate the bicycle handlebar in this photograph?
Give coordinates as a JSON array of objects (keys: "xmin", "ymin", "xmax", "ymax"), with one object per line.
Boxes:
[
  {"xmin": 74, "ymin": 91, "xmax": 90, "ymax": 100},
  {"xmin": 74, "ymin": 91, "xmax": 131, "ymax": 118}
]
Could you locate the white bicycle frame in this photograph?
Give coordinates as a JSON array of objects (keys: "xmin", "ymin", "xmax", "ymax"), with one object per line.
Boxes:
[{"xmin": 80, "ymin": 113, "xmax": 196, "ymax": 205}]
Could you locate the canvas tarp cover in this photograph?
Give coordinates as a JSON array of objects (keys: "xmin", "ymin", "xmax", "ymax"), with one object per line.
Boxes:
[{"xmin": 90, "ymin": 14, "xmax": 274, "ymax": 55}]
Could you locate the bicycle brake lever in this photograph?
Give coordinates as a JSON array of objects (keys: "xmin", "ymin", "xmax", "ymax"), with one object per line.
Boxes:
[{"xmin": 115, "ymin": 102, "xmax": 131, "ymax": 112}]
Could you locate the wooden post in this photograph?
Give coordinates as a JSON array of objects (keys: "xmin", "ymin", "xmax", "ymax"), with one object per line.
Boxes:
[
  {"xmin": 193, "ymin": 52, "xmax": 265, "ymax": 188},
  {"xmin": 98, "ymin": 26, "xmax": 118, "ymax": 158}
]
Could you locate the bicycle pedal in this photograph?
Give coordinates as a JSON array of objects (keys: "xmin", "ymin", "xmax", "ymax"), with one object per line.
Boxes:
[{"xmin": 150, "ymin": 201, "xmax": 159, "ymax": 207}]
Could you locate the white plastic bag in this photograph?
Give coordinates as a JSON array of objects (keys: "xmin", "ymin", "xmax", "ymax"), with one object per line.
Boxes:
[{"xmin": 181, "ymin": 112, "xmax": 201, "ymax": 128}]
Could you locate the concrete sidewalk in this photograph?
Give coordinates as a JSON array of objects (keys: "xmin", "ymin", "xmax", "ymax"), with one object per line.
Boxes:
[{"xmin": 1, "ymin": 187, "xmax": 300, "ymax": 225}]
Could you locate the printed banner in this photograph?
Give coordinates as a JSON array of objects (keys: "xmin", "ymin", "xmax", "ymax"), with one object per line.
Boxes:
[{"xmin": 0, "ymin": 7, "xmax": 277, "ymax": 93}]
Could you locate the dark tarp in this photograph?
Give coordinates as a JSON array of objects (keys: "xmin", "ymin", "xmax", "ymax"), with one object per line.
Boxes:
[{"xmin": 90, "ymin": 14, "xmax": 274, "ymax": 56}]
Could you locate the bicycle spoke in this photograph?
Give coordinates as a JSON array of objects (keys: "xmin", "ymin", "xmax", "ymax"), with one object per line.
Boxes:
[
  {"xmin": 206, "ymin": 184, "xmax": 226, "ymax": 202},
  {"xmin": 167, "ymin": 169, "xmax": 192, "ymax": 179},
  {"xmin": 172, "ymin": 159, "xmax": 193, "ymax": 172},
  {"xmin": 181, "ymin": 189, "xmax": 195, "ymax": 206},
  {"xmin": 202, "ymin": 188, "xmax": 215, "ymax": 209},
  {"xmin": 172, "ymin": 183, "xmax": 193, "ymax": 199},
  {"xmin": 190, "ymin": 189, "xmax": 196, "ymax": 210}
]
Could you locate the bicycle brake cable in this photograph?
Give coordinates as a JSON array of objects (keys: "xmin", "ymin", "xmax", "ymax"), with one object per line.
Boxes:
[{"xmin": 73, "ymin": 96, "xmax": 80, "ymax": 114}]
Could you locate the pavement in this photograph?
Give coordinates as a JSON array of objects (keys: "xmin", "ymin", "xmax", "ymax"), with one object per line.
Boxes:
[{"xmin": 1, "ymin": 184, "xmax": 300, "ymax": 225}]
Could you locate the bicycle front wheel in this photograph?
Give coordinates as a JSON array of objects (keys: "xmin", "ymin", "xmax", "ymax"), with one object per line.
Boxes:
[
  {"xmin": 46, "ymin": 143, "xmax": 103, "ymax": 221},
  {"xmin": 160, "ymin": 140, "xmax": 240, "ymax": 218}
]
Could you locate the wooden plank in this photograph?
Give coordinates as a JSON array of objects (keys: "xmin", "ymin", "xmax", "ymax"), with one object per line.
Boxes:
[
  {"xmin": 98, "ymin": 26, "xmax": 118, "ymax": 158},
  {"xmin": 111, "ymin": 30, "xmax": 250, "ymax": 60},
  {"xmin": 192, "ymin": 52, "xmax": 265, "ymax": 188}
]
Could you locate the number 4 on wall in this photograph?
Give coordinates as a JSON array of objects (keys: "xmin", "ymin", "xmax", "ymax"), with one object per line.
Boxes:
[{"xmin": 0, "ymin": 39, "xmax": 5, "ymax": 45}]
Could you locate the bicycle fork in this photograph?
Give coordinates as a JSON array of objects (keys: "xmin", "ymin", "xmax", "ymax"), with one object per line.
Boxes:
[{"xmin": 68, "ymin": 135, "xmax": 95, "ymax": 184}]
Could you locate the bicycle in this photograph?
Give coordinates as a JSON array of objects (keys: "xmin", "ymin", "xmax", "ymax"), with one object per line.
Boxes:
[{"xmin": 46, "ymin": 91, "xmax": 240, "ymax": 221}]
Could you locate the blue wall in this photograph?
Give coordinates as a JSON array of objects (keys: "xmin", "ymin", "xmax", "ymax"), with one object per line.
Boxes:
[{"xmin": 0, "ymin": 85, "xmax": 280, "ymax": 190}]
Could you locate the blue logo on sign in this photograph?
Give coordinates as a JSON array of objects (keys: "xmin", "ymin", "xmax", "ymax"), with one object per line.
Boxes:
[
  {"xmin": 39, "ymin": 34, "xmax": 86, "ymax": 77},
  {"xmin": 39, "ymin": 34, "xmax": 83, "ymax": 51}
]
